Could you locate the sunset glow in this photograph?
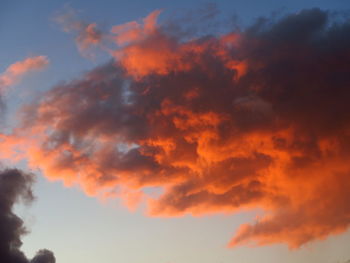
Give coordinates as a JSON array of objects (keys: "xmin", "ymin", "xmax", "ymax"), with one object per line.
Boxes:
[{"xmin": 1, "ymin": 1, "xmax": 350, "ymax": 263}]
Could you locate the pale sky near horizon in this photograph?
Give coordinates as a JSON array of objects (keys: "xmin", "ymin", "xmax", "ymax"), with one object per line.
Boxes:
[{"xmin": 2, "ymin": 1, "xmax": 350, "ymax": 263}]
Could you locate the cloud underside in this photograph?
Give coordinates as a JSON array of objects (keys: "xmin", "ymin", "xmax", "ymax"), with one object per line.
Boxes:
[{"xmin": 1, "ymin": 8, "xmax": 350, "ymax": 249}]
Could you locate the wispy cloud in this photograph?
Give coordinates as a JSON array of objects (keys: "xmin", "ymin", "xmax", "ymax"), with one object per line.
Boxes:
[
  {"xmin": 54, "ymin": 6, "xmax": 104, "ymax": 58},
  {"xmin": 0, "ymin": 56, "xmax": 49, "ymax": 92}
]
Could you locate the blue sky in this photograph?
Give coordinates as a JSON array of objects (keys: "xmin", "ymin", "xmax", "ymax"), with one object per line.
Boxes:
[{"xmin": 2, "ymin": 1, "xmax": 350, "ymax": 263}]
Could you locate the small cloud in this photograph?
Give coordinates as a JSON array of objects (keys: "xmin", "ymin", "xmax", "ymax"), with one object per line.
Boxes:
[
  {"xmin": 54, "ymin": 5, "xmax": 104, "ymax": 58},
  {"xmin": 0, "ymin": 56, "xmax": 49, "ymax": 92}
]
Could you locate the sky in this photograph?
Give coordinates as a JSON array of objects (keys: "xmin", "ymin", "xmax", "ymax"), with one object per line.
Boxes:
[{"xmin": 1, "ymin": 0, "xmax": 350, "ymax": 263}]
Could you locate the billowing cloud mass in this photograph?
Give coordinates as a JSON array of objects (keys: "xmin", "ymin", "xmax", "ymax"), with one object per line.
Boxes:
[
  {"xmin": 1, "ymin": 8, "xmax": 350, "ymax": 249},
  {"xmin": 0, "ymin": 56, "xmax": 49, "ymax": 92},
  {"xmin": 0, "ymin": 169, "xmax": 55, "ymax": 263}
]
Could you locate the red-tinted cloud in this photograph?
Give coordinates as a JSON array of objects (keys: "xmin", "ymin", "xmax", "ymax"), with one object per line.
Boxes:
[
  {"xmin": 0, "ymin": 56, "xmax": 49, "ymax": 92},
  {"xmin": 110, "ymin": 10, "xmax": 246, "ymax": 79},
  {"xmin": 2, "ymin": 8, "xmax": 350, "ymax": 249}
]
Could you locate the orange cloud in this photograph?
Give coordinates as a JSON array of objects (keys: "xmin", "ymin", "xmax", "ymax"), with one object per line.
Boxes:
[
  {"xmin": 2, "ymin": 8, "xmax": 350, "ymax": 250},
  {"xmin": 110, "ymin": 10, "xmax": 246, "ymax": 79},
  {"xmin": 0, "ymin": 56, "xmax": 49, "ymax": 92},
  {"xmin": 111, "ymin": 10, "xmax": 161, "ymax": 45}
]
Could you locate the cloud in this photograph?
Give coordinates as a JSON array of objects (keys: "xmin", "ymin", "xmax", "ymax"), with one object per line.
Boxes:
[
  {"xmin": 0, "ymin": 168, "xmax": 55, "ymax": 263},
  {"xmin": 111, "ymin": 9, "xmax": 162, "ymax": 45},
  {"xmin": 55, "ymin": 6, "xmax": 103, "ymax": 57},
  {"xmin": 30, "ymin": 250, "xmax": 55, "ymax": 263},
  {"xmin": 2, "ymin": 8, "xmax": 350, "ymax": 249},
  {"xmin": 0, "ymin": 56, "xmax": 49, "ymax": 92},
  {"xmin": 110, "ymin": 9, "xmax": 247, "ymax": 79}
]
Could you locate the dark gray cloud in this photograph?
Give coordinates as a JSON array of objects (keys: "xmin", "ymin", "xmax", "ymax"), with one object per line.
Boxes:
[
  {"xmin": 30, "ymin": 250, "xmax": 56, "ymax": 263},
  {"xmin": 0, "ymin": 169, "xmax": 55, "ymax": 263}
]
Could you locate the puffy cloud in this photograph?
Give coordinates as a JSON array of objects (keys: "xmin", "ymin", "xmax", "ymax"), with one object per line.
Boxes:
[
  {"xmin": 0, "ymin": 168, "xmax": 55, "ymax": 263},
  {"xmin": 111, "ymin": 10, "xmax": 162, "ymax": 45},
  {"xmin": 30, "ymin": 250, "xmax": 56, "ymax": 263},
  {"xmin": 110, "ymin": 10, "xmax": 246, "ymax": 79},
  {"xmin": 2, "ymin": 8, "xmax": 350, "ymax": 249}
]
